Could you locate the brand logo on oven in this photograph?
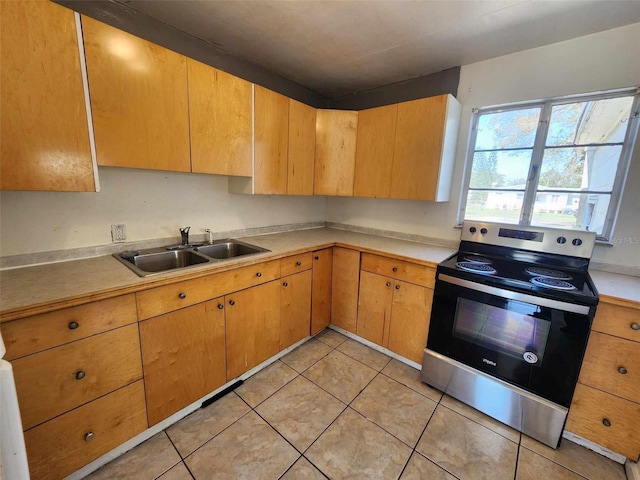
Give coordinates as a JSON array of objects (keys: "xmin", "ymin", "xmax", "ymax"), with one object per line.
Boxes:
[{"xmin": 482, "ymin": 358, "xmax": 497, "ymax": 367}]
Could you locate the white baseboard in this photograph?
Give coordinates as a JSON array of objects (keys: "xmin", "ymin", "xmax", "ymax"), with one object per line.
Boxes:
[{"xmin": 561, "ymin": 431, "xmax": 627, "ymax": 464}]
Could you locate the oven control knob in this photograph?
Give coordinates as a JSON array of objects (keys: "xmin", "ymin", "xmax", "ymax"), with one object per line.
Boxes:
[
  {"xmin": 557, "ymin": 236, "xmax": 567, "ymax": 244},
  {"xmin": 572, "ymin": 238, "xmax": 583, "ymax": 246},
  {"xmin": 523, "ymin": 352, "xmax": 538, "ymax": 364},
  {"xmin": 480, "ymin": 228, "xmax": 488, "ymax": 235},
  {"xmin": 469, "ymin": 226, "xmax": 477, "ymax": 233}
]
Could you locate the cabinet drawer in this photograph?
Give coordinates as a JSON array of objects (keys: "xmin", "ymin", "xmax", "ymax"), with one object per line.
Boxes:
[
  {"xmin": 13, "ymin": 324, "xmax": 143, "ymax": 430},
  {"xmin": 566, "ymin": 383, "xmax": 640, "ymax": 460},
  {"xmin": 280, "ymin": 252, "xmax": 312, "ymax": 276},
  {"xmin": 1, "ymin": 295, "xmax": 137, "ymax": 361},
  {"xmin": 591, "ymin": 302, "xmax": 640, "ymax": 342},
  {"xmin": 579, "ymin": 332, "xmax": 640, "ymax": 403},
  {"xmin": 361, "ymin": 253, "xmax": 435, "ymax": 288},
  {"xmin": 136, "ymin": 260, "xmax": 280, "ymax": 320},
  {"xmin": 24, "ymin": 381, "xmax": 147, "ymax": 480}
]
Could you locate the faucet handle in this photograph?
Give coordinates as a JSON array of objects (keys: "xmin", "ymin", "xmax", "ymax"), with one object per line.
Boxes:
[
  {"xmin": 179, "ymin": 226, "xmax": 190, "ymax": 245},
  {"xmin": 179, "ymin": 226, "xmax": 190, "ymax": 234}
]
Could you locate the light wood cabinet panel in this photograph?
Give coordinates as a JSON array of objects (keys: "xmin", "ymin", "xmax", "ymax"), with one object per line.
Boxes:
[
  {"xmin": 188, "ymin": 59, "xmax": 252, "ymax": 176},
  {"xmin": 567, "ymin": 383, "xmax": 640, "ymax": 460},
  {"xmin": 361, "ymin": 253, "xmax": 436, "ymax": 288},
  {"xmin": 578, "ymin": 332, "xmax": 640, "ymax": 404},
  {"xmin": 13, "ymin": 324, "xmax": 142, "ymax": 430},
  {"xmin": 24, "ymin": 381, "xmax": 147, "ymax": 480},
  {"xmin": 311, "ymin": 248, "xmax": 333, "ymax": 335},
  {"xmin": 139, "ymin": 300, "xmax": 226, "ymax": 426},
  {"xmin": 353, "ymin": 104, "xmax": 398, "ymax": 198},
  {"xmin": 280, "ymin": 252, "xmax": 313, "ymax": 277},
  {"xmin": 356, "ymin": 272, "xmax": 393, "ymax": 346},
  {"xmin": 1, "ymin": 0, "xmax": 96, "ymax": 192},
  {"xmin": 314, "ymin": 110, "xmax": 358, "ymax": 196},
  {"xmin": 591, "ymin": 302, "xmax": 640, "ymax": 343},
  {"xmin": 254, "ymin": 85, "xmax": 289, "ymax": 194},
  {"xmin": 331, "ymin": 247, "xmax": 361, "ymax": 333},
  {"xmin": 82, "ymin": 16, "xmax": 190, "ymax": 172},
  {"xmin": 288, "ymin": 99, "xmax": 316, "ymax": 195},
  {"xmin": 226, "ymin": 281, "xmax": 281, "ymax": 379},
  {"xmin": 280, "ymin": 271, "xmax": 312, "ymax": 350},
  {"xmin": 388, "ymin": 281, "xmax": 433, "ymax": 364},
  {"xmin": 391, "ymin": 94, "xmax": 461, "ymax": 201},
  {"xmin": 1, "ymin": 295, "xmax": 137, "ymax": 361}
]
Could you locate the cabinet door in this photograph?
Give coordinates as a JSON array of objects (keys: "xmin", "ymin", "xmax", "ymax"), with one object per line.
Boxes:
[
  {"xmin": 139, "ymin": 300, "xmax": 226, "ymax": 426},
  {"xmin": 331, "ymin": 247, "xmax": 361, "ymax": 333},
  {"xmin": 288, "ymin": 99, "xmax": 316, "ymax": 195},
  {"xmin": 188, "ymin": 59, "xmax": 252, "ymax": 176},
  {"xmin": 314, "ymin": 110, "xmax": 358, "ymax": 196},
  {"xmin": 254, "ymin": 85, "xmax": 289, "ymax": 194},
  {"xmin": 356, "ymin": 271, "xmax": 393, "ymax": 347},
  {"xmin": 82, "ymin": 16, "xmax": 190, "ymax": 172},
  {"xmin": 388, "ymin": 282, "xmax": 433, "ymax": 364},
  {"xmin": 1, "ymin": 1, "xmax": 95, "ymax": 192},
  {"xmin": 353, "ymin": 104, "xmax": 398, "ymax": 198},
  {"xmin": 280, "ymin": 270, "xmax": 312, "ymax": 350},
  {"xmin": 390, "ymin": 95, "xmax": 447, "ymax": 201},
  {"xmin": 311, "ymin": 248, "xmax": 333, "ymax": 335},
  {"xmin": 226, "ymin": 281, "xmax": 281, "ymax": 379}
]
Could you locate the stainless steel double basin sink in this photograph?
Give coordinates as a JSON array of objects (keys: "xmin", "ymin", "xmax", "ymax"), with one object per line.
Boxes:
[{"xmin": 113, "ymin": 240, "xmax": 270, "ymax": 277}]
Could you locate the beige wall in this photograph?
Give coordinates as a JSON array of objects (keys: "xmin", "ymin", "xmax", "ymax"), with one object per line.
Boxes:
[
  {"xmin": 326, "ymin": 23, "xmax": 640, "ymax": 269},
  {"xmin": 0, "ymin": 167, "xmax": 326, "ymax": 256}
]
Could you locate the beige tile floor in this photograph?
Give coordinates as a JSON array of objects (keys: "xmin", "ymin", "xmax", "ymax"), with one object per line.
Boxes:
[{"xmin": 86, "ymin": 329, "xmax": 628, "ymax": 480}]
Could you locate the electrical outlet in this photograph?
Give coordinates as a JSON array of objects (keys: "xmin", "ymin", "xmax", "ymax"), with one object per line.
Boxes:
[{"xmin": 111, "ymin": 224, "xmax": 127, "ymax": 243}]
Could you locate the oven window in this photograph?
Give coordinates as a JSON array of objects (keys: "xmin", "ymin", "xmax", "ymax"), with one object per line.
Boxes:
[{"xmin": 453, "ymin": 298, "xmax": 551, "ymax": 363}]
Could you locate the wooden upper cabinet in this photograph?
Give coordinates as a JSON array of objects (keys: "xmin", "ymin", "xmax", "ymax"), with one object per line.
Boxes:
[
  {"xmin": 82, "ymin": 16, "xmax": 190, "ymax": 172},
  {"xmin": 353, "ymin": 104, "xmax": 398, "ymax": 198},
  {"xmin": 314, "ymin": 110, "xmax": 358, "ymax": 196},
  {"xmin": 0, "ymin": 1, "xmax": 96, "ymax": 192},
  {"xmin": 188, "ymin": 59, "xmax": 252, "ymax": 176},
  {"xmin": 253, "ymin": 85, "xmax": 289, "ymax": 194},
  {"xmin": 390, "ymin": 94, "xmax": 461, "ymax": 201},
  {"xmin": 287, "ymin": 99, "xmax": 317, "ymax": 195}
]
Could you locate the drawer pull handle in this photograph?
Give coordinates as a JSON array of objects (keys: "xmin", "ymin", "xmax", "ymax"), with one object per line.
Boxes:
[
  {"xmin": 395, "ymin": 284, "xmax": 400, "ymax": 290},
  {"xmin": 75, "ymin": 371, "xmax": 86, "ymax": 380},
  {"xmin": 256, "ymin": 272, "xmax": 262, "ymax": 277},
  {"xmin": 296, "ymin": 261, "xmax": 302, "ymax": 266},
  {"xmin": 392, "ymin": 267, "xmax": 398, "ymax": 272},
  {"xmin": 314, "ymin": 256, "xmax": 319, "ymax": 260},
  {"xmin": 178, "ymin": 292, "xmax": 187, "ymax": 299},
  {"xmin": 618, "ymin": 366, "xmax": 628, "ymax": 375},
  {"xmin": 386, "ymin": 282, "xmax": 391, "ymax": 287},
  {"xmin": 217, "ymin": 303, "xmax": 224, "ymax": 310},
  {"xmin": 283, "ymin": 282, "xmax": 288, "ymax": 287},
  {"xmin": 84, "ymin": 432, "xmax": 94, "ymax": 442},
  {"xmin": 631, "ymin": 323, "xmax": 640, "ymax": 331},
  {"xmin": 602, "ymin": 418, "xmax": 612, "ymax": 427},
  {"xmin": 229, "ymin": 300, "xmax": 235, "ymax": 306},
  {"xmin": 68, "ymin": 321, "xmax": 79, "ymax": 330}
]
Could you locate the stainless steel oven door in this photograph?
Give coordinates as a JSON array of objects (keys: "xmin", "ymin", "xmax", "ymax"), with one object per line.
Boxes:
[{"xmin": 426, "ymin": 273, "xmax": 592, "ymax": 407}]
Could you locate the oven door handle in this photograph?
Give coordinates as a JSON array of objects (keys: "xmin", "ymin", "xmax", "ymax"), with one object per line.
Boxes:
[{"xmin": 438, "ymin": 274, "xmax": 591, "ymax": 315}]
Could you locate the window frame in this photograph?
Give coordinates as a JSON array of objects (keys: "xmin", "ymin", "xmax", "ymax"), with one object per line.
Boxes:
[{"xmin": 458, "ymin": 87, "xmax": 640, "ymax": 243}]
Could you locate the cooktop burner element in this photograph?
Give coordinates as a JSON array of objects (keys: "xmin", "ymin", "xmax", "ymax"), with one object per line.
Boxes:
[
  {"xmin": 530, "ymin": 277, "xmax": 577, "ymax": 291},
  {"xmin": 456, "ymin": 262, "xmax": 497, "ymax": 275},
  {"xmin": 463, "ymin": 255, "xmax": 492, "ymax": 264},
  {"xmin": 525, "ymin": 267, "xmax": 572, "ymax": 280}
]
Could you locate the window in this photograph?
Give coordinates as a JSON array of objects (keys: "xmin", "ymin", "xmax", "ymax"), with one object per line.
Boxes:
[{"xmin": 459, "ymin": 88, "xmax": 640, "ymax": 242}]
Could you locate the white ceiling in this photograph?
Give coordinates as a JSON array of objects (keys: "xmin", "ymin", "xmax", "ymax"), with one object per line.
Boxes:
[{"xmin": 116, "ymin": 0, "xmax": 640, "ymax": 98}]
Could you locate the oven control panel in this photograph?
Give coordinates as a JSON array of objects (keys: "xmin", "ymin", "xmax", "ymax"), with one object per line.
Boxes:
[{"xmin": 461, "ymin": 221, "xmax": 596, "ymax": 259}]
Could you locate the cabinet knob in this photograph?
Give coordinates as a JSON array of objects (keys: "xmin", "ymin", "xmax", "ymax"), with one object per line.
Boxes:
[
  {"xmin": 68, "ymin": 321, "xmax": 79, "ymax": 330},
  {"xmin": 314, "ymin": 256, "xmax": 319, "ymax": 260},
  {"xmin": 296, "ymin": 261, "xmax": 302, "ymax": 266},
  {"xmin": 283, "ymin": 282, "xmax": 288, "ymax": 287},
  {"xmin": 256, "ymin": 272, "xmax": 262, "ymax": 277},
  {"xmin": 84, "ymin": 432, "xmax": 94, "ymax": 442},
  {"xmin": 385, "ymin": 282, "xmax": 391, "ymax": 287},
  {"xmin": 395, "ymin": 284, "xmax": 400, "ymax": 290},
  {"xmin": 631, "ymin": 323, "xmax": 640, "ymax": 331},
  {"xmin": 75, "ymin": 371, "xmax": 86, "ymax": 380},
  {"xmin": 618, "ymin": 366, "xmax": 628, "ymax": 375},
  {"xmin": 602, "ymin": 418, "xmax": 612, "ymax": 427},
  {"xmin": 178, "ymin": 292, "xmax": 187, "ymax": 299},
  {"xmin": 392, "ymin": 267, "xmax": 398, "ymax": 272},
  {"xmin": 229, "ymin": 300, "xmax": 235, "ymax": 306},
  {"xmin": 217, "ymin": 303, "xmax": 224, "ymax": 310}
]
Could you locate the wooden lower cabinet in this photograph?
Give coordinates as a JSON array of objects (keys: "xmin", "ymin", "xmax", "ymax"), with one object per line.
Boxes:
[
  {"xmin": 24, "ymin": 381, "xmax": 147, "ymax": 480},
  {"xmin": 280, "ymin": 270, "xmax": 312, "ymax": 350},
  {"xmin": 331, "ymin": 247, "xmax": 360, "ymax": 333},
  {"xmin": 226, "ymin": 281, "xmax": 281, "ymax": 379},
  {"xmin": 139, "ymin": 300, "xmax": 227, "ymax": 426},
  {"xmin": 311, "ymin": 248, "xmax": 333, "ymax": 335},
  {"xmin": 357, "ymin": 271, "xmax": 394, "ymax": 345}
]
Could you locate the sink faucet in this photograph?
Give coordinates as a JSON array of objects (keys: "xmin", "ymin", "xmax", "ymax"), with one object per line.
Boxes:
[
  {"xmin": 205, "ymin": 228, "xmax": 214, "ymax": 244},
  {"xmin": 179, "ymin": 226, "xmax": 190, "ymax": 246}
]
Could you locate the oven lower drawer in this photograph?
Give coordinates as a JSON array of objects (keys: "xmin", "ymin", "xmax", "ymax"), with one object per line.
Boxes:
[{"xmin": 421, "ymin": 348, "xmax": 568, "ymax": 449}]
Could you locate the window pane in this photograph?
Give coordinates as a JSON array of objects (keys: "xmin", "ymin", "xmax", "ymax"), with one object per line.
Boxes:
[
  {"xmin": 546, "ymin": 97, "xmax": 633, "ymax": 146},
  {"xmin": 539, "ymin": 146, "xmax": 622, "ymax": 191},
  {"xmin": 465, "ymin": 189, "xmax": 524, "ymax": 224},
  {"xmin": 532, "ymin": 192, "xmax": 611, "ymax": 234},
  {"xmin": 469, "ymin": 150, "xmax": 531, "ymax": 189},
  {"xmin": 476, "ymin": 108, "xmax": 541, "ymax": 150}
]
